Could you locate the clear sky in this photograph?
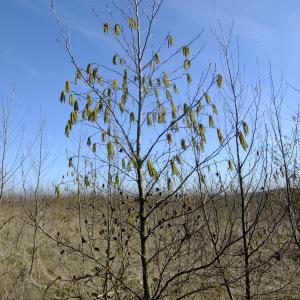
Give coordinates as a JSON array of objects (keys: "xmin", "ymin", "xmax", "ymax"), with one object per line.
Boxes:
[{"xmin": 1, "ymin": 0, "xmax": 300, "ymax": 185}]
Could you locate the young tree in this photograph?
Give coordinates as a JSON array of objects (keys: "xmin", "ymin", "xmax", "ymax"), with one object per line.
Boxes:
[
  {"xmin": 54, "ymin": 0, "xmax": 228, "ymax": 298},
  {"xmin": 269, "ymin": 72, "xmax": 300, "ymax": 250},
  {"xmin": 0, "ymin": 93, "xmax": 27, "ymax": 202},
  {"xmin": 217, "ymin": 27, "xmax": 291, "ymax": 299}
]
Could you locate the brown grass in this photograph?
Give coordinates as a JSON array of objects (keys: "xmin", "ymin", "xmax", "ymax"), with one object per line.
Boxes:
[{"xmin": 0, "ymin": 194, "xmax": 299, "ymax": 299}]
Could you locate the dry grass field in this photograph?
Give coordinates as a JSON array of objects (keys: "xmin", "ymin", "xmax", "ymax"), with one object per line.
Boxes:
[{"xmin": 0, "ymin": 192, "xmax": 299, "ymax": 300}]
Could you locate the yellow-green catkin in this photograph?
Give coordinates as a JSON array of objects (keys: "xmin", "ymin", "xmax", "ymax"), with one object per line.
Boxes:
[
  {"xmin": 103, "ymin": 23, "xmax": 109, "ymax": 33},
  {"xmin": 212, "ymin": 104, "xmax": 218, "ymax": 115},
  {"xmin": 228, "ymin": 159, "xmax": 234, "ymax": 171},
  {"xmin": 166, "ymin": 133, "xmax": 173, "ymax": 144},
  {"xmin": 243, "ymin": 121, "xmax": 249, "ymax": 135},
  {"xmin": 183, "ymin": 59, "xmax": 191, "ymax": 70},
  {"xmin": 209, "ymin": 115, "xmax": 215, "ymax": 128},
  {"xmin": 104, "ymin": 107, "xmax": 110, "ymax": 123},
  {"xmin": 130, "ymin": 112, "xmax": 136, "ymax": 124},
  {"xmin": 76, "ymin": 69, "xmax": 82, "ymax": 80},
  {"xmin": 93, "ymin": 68, "xmax": 98, "ymax": 80},
  {"xmin": 239, "ymin": 132, "xmax": 248, "ymax": 150},
  {"xmin": 147, "ymin": 113, "xmax": 152, "ymax": 126},
  {"xmin": 170, "ymin": 100, "xmax": 177, "ymax": 119},
  {"xmin": 107, "ymin": 141, "xmax": 115, "ymax": 160},
  {"xmin": 60, "ymin": 91, "xmax": 66, "ymax": 103},
  {"xmin": 147, "ymin": 160, "xmax": 158, "ymax": 179},
  {"xmin": 112, "ymin": 79, "xmax": 118, "ymax": 91},
  {"xmin": 205, "ymin": 93, "xmax": 211, "ymax": 104},
  {"xmin": 217, "ymin": 128, "xmax": 224, "ymax": 145},
  {"xmin": 182, "ymin": 46, "xmax": 190, "ymax": 57},
  {"xmin": 128, "ymin": 17, "xmax": 138, "ymax": 29},
  {"xmin": 102, "ymin": 131, "xmax": 106, "ymax": 142},
  {"xmin": 183, "ymin": 103, "xmax": 189, "ymax": 115},
  {"xmin": 86, "ymin": 64, "xmax": 92, "ymax": 75},
  {"xmin": 163, "ymin": 72, "xmax": 170, "ymax": 88},
  {"xmin": 171, "ymin": 159, "xmax": 180, "ymax": 176},
  {"xmin": 65, "ymin": 81, "xmax": 71, "ymax": 93},
  {"xmin": 181, "ymin": 139, "xmax": 187, "ymax": 150},
  {"xmin": 114, "ymin": 23, "xmax": 121, "ymax": 35},
  {"xmin": 168, "ymin": 35, "xmax": 174, "ymax": 47},
  {"xmin": 197, "ymin": 101, "xmax": 202, "ymax": 114},
  {"xmin": 217, "ymin": 74, "xmax": 222, "ymax": 88},
  {"xmin": 132, "ymin": 156, "xmax": 138, "ymax": 169},
  {"xmin": 65, "ymin": 121, "xmax": 71, "ymax": 137},
  {"xmin": 69, "ymin": 94, "xmax": 75, "ymax": 106},
  {"xmin": 199, "ymin": 123, "xmax": 206, "ymax": 143},
  {"xmin": 154, "ymin": 53, "xmax": 160, "ymax": 64},
  {"xmin": 122, "ymin": 158, "xmax": 126, "ymax": 170},
  {"xmin": 92, "ymin": 143, "xmax": 97, "ymax": 153}
]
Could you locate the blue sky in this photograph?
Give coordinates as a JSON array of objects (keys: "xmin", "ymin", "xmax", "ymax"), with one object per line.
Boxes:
[{"xmin": 1, "ymin": 0, "xmax": 300, "ymax": 184}]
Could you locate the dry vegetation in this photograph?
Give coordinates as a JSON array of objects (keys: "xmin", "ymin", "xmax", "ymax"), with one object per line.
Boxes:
[{"xmin": 0, "ymin": 192, "xmax": 299, "ymax": 299}]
